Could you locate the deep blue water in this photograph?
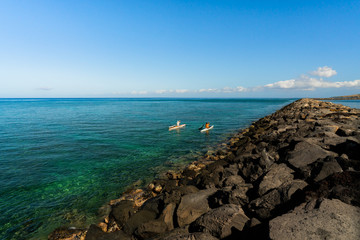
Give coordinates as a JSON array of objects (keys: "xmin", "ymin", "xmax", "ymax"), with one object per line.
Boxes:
[{"xmin": 1, "ymin": 98, "xmax": 358, "ymax": 240}]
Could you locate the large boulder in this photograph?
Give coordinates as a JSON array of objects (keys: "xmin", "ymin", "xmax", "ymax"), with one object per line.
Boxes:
[
  {"xmin": 110, "ymin": 200, "xmax": 136, "ymax": 227},
  {"xmin": 135, "ymin": 202, "xmax": 177, "ymax": 239},
  {"xmin": 249, "ymin": 179, "xmax": 307, "ymax": 219},
  {"xmin": 209, "ymin": 184, "xmax": 252, "ymax": 208},
  {"xmin": 269, "ymin": 199, "xmax": 360, "ymax": 240},
  {"xmin": 190, "ymin": 204, "xmax": 249, "ymax": 238},
  {"xmin": 177, "ymin": 188, "xmax": 217, "ymax": 227},
  {"xmin": 312, "ymin": 157, "xmax": 343, "ymax": 182},
  {"xmin": 258, "ymin": 163, "xmax": 294, "ymax": 196},
  {"xmin": 122, "ymin": 209, "xmax": 157, "ymax": 235},
  {"xmin": 85, "ymin": 225, "xmax": 131, "ymax": 240},
  {"xmin": 287, "ymin": 141, "xmax": 337, "ymax": 169}
]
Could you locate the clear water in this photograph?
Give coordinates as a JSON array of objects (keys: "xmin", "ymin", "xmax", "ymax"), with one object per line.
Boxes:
[{"xmin": 0, "ymin": 98, "xmax": 297, "ymax": 240}]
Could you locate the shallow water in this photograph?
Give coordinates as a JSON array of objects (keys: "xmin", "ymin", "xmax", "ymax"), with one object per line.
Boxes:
[{"xmin": 1, "ymin": 98, "xmax": 299, "ymax": 239}]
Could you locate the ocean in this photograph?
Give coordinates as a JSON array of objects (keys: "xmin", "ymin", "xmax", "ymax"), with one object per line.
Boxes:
[{"xmin": 0, "ymin": 98, "xmax": 358, "ymax": 239}]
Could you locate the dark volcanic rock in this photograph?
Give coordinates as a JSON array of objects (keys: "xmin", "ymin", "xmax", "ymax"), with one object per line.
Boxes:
[
  {"xmin": 269, "ymin": 199, "xmax": 360, "ymax": 240},
  {"xmin": 287, "ymin": 140, "xmax": 337, "ymax": 169},
  {"xmin": 85, "ymin": 225, "xmax": 131, "ymax": 240},
  {"xmin": 176, "ymin": 188, "xmax": 217, "ymax": 227},
  {"xmin": 258, "ymin": 163, "xmax": 294, "ymax": 196},
  {"xmin": 190, "ymin": 204, "xmax": 249, "ymax": 238},
  {"xmin": 209, "ymin": 184, "xmax": 252, "ymax": 208},
  {"xmin": 122, "ymin": 209, "xmax": 157, "ymax": 235},
  {"xmin": 305, "ymin": 171, "xmax": 360, "ymax": 207},
  {"xmin": 110, "ymin": 200, "xmax": 136, "ymax": 227}
]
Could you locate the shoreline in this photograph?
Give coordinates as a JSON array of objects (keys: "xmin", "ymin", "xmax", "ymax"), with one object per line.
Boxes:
[{"xmin": 49, "ymin": 98, "xmax": 360, "ymax": 240}]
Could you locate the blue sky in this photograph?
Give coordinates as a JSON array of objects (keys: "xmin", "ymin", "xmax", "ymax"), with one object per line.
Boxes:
[{"xmin": 0, "ymin": 0, "xmax": 359, "ymax": 98}]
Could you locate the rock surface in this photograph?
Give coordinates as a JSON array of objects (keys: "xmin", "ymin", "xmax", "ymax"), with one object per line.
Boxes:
[
  {"xmin": 49, "ymin": 98, "xmax": 360, "ymax": 240},
  {"xmin": 269, "ymin": 199, "xmax": 360, "ymax": 240}
]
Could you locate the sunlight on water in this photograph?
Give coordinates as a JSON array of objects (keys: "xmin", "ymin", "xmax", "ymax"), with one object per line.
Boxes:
[{"xmin": 0, "ymin": 98, "xmax": 295, "ymax": 239}]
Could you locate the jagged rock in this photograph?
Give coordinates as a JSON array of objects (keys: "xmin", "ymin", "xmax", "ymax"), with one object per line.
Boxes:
[
  {"xmin": 223, "ymin": 164, "xmax": 239, "ymax": 177},
  {"xmin": 287, "ymin": 140, "xmax": 337, "ymax": 169},
  {"xmin": 161, "ymin": 232, "xmax": 218, "ymax": 240},
  {"xmin": 190, "ymin": 204, "xmax": 249, "ymax": 238},
  {"xmin": 122, "ymin": 209, "xmax": 157, "ymax": 235},
  {"xmin": 110, "ymin": 200, "xmax": 136, "ymax": 227},
  {"xmin": 209, "ymin": 184, "xmax": 252, "ymax": 208},
  {"xmin": 250, "ymin": 179, "xmax": 307, "ymax": 219},
  {"xmin": 48, "ymin": 227, "xmax": 86, "ymax": 240},
  {"xmin": 305, "ymin": 171, "xmax": 360, "ymax": 207},
  {"xmin": 85, "ymin": 225, "xmax": 131, "ymax": 240},
  {"xmin": 313, "ymin": 157, "xmax": 343, "ymax": 182},
  {"xmin": 163, "ymin": 185, "xmax": 199, "ymax": 205},
  {"xmin": 258, "ymin": 149, "xmax": 275, "ymax": 170},
  {"xmin": 269, "ymin": 199, "xmax": 360, "ymax": 240},
  {"xmin": 249, "ymin": 188, "xmax": 282, "ymax": 219},
  {"xmin": 258, "ymin": 163, "xmax": 294, "ymax": 196},
  {"xmin": 222, "ymin": 175, "xmax": 245, "ymax": 188},
  {"xmin": 177, "ymin": 188, "xmax": 217, "ymax": 227},
  {"xmin": 330, "ymin": 139, "xmax": 360, "ymax": 160},
  {"xmin": 136, "ymin": 202, "xmax": 177, "ymax": 239},
  {"xmin": 135, "ymin": 220, "xmax": 168, "ymax": 239},
  {"xmin": 140, "ymin": 195, "xmax": 164, "ymax": 215}
]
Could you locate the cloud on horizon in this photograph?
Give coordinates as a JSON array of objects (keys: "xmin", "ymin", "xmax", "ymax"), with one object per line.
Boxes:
[
  {"xmin": 129, "ymin": 66, "xmax": 359, "ymax": 95},
  {"xmin": 265, "ymin": 66, "xmax": 360, "ymax": 91},
  {"xmin": 36, "ymin": 87, "xmax": 52, "ymax": 91}
]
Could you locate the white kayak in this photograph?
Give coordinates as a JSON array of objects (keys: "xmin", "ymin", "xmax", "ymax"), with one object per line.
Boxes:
[
  {"xmin": 169, "ymin": 124, "xmax": 186, "ymax": 131},
  {"xmin": 200, "ymin": 125, "xmax": 214, "ymax": 132}
]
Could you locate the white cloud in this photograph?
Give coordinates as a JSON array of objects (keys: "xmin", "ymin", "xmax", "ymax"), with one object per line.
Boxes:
[
  {"xmin": 131, "ymin": 90, "xmax": 148, "ymax": 95},
  {"xmin": 310, "ymin": 66, "xmax": 337, "ymax": 78},
  {"xmin": 197, "ymin": 86, "xmax": 247, "ymax": 93},
  {"xmin": 155, "ymin": 89, "xmax": 168, "ymax": 94},
  {"xmin": 265, "ymin": 74, "xmax": 360, "ymax": 91},
  {"xmin": 36, "ymin": 87, "xmax": 52, "ymax": 91},
  {"xmin": 175, "ymin": 89, "xmax": 189, "ymax": 93}
]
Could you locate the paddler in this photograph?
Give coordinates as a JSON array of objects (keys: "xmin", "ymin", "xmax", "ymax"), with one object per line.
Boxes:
[
  {"xmin": 177, "ymin": 120, "xmax": 181, "ymax": 126},
  {"xmin": 205, "ymin": 122, "xmax": 210, "ymax": 128}
]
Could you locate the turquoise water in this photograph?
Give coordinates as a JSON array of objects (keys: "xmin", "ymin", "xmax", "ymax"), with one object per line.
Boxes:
[{"xmin": 0, "ymin": 98, "xmax": 304, "ymax": 239}]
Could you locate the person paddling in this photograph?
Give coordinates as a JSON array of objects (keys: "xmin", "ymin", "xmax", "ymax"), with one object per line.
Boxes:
[
  {"xmin": 177, "ymin": 120, "xmax": 181, "ymax": 126},
  {"xmin": 205, "ymin": 122, "xmax": 210, "ymax": 129}
]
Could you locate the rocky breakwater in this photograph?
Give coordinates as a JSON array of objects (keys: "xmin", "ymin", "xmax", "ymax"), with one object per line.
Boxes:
[{"xmin": 49, "ymin": 98, "xmax": 360, "ymax": 240}]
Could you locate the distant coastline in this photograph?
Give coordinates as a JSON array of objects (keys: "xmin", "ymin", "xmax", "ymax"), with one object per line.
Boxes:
[{"xmin": 315, "ymin": 93, "xmax": 360, "ymax": 100}]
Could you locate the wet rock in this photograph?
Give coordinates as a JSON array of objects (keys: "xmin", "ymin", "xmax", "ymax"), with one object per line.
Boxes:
[
  {"xmin": 85, "ymin": 225, "xmax": 131, "ymax": 240},
  {"xmin": 269, "ymin": 199, "xmax": 360, "ymax": 240},
  {"xmin": 190, "ymin": 204, "xmax": 249, "ymax": 238},
  {"xmin": 177, "ymin": 188, "xmax": 217, "ymax": 227},
  {"xmin": 48, "ymin": 227, "xmax": 86, "ymax": 240}
]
